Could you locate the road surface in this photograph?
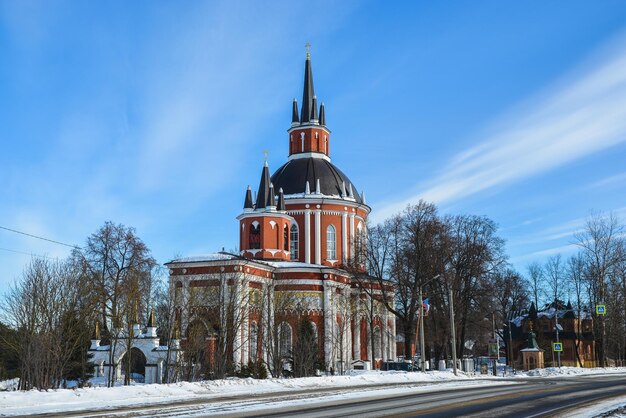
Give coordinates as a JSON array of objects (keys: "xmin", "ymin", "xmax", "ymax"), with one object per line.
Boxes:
[{"xmin": 26, "ymin": 374, "xmax": 626, "ymax": 418}]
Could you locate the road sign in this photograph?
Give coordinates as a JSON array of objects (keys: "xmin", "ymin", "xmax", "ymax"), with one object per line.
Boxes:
[
  {"xmin": 596, "ymin": 305, "xmax": 607, "ymax": 315},
  {"xmin": 488, "ymin": 343, "xmax": 498, "ymax": 357},
  {"xmin": 553, "ymin": 342, "xmax": 563, "ymax": 352}
]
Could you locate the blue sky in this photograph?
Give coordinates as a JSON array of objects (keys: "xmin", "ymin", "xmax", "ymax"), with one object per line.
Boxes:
[{"xmin": 2, "ymin": 1, "xmax": 626, "ymax": 293}]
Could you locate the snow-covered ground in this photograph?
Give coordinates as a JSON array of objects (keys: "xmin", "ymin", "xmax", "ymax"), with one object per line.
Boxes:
[
  {"xmin": 565, "ymin": 395, "xmax": 626, "ymax": 418},
  {"xmin": 1, "ymin": 367, "xmax": 625, "ymax": 417},
  {"xmin": 515, "ymin": 366, "xmax": 626, "ymax": 378}
]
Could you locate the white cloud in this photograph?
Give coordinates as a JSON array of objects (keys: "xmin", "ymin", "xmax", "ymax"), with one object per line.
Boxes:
[
  {"xmin": 511, "ymin": 243, "xmax": 579, "ymax": 264},
  {"xmin": 586, "ymin": 172, "xmax": 626, "ymax": 190},
  {"xmin": 509, "ymin": 206, "xmax": 626, "ymax": 249},
  {"xmin": 374, "ymin": 34, "xmax": 626, "ymax": 222}
]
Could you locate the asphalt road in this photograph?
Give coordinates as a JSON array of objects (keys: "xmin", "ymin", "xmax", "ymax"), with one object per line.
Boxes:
[
  {"xmin": 239, "ymin": 375, "xmax": 626, "ymax": 418},
  {"xmin": 25, "ymin": 374, "xmax": 626, "ymax": 418}
]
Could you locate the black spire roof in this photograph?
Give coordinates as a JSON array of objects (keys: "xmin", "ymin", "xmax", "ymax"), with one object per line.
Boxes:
[
  {"xmin": 300, "ymin": 53, "xmax": 315, "ymax": 123},
  {"xmin": 147, "ymin": 308, "xmax": 156, "ymax": 327},
  {"xmin": 267, "ymin": 183, "xmax": 276, "ymax": 207},
  {"xmin": 244, "ymin": 185, "xmax": 254, "ymax": 209},
  {"xmin": 255, "ymin": 161, "xmax": 271, "ymax": 209},
  {"xmin": 291, "ymin": 99, "xmax": 299, "ymax": 124},
  {"xmin": 277, "ymin": 188, "xmax": 286, "ymax": 211},
  {"xmin": 319, "ymin": 102, "xmax": 326, "ymax": 126},
  {"xmin": 311, "ymin": 96, "xmax": 318, "ymax": 121}
]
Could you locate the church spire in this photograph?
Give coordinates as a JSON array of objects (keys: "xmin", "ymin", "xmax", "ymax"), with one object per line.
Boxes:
[
  {"xmin": 291, "ymin": 98, "xmax": 299, "ymax": 125},
  {"xmin": 300, "ymin": 47, "xmax": 315, "ymax": 124},
  {"xmin": 267, "ymin": 183, "xmax": 276, "ymax": 208},
  {"xmin": 319, "ymin": 102, "xmax": 326, "ymax": 126},
  {"xmin": 243, "ymin": 185, "xmax": 254, "ymax": 210},
  {"xmin": 277, "ymin": 188, "xmax": 286, "ymax": 211},
  {"xmin": 255, "ymin": 159, "xmax": 271, "ymax": 209}
]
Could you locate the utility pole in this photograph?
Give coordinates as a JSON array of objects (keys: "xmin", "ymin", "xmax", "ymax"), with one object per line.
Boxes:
[
  {"xmin": 419, "ymin": 286, "xmax": 426, "ymax": 372},
  {"xmin": 555, "ymin": 304, "xmax": 561, "ymax": 368},
  {"xmin": 508, "ymin": 320, "xmax": 515, "ymax": 373},
  {"xmin": 492, "ymin": 313, "xmax": 498, "ymax": 376},
  {"xmin": 449, "ymin": 286, "xmax": 458, "ymax": 376},
  {"xmin": 418, "ymin": 274, "xmax": 439, "ymax": 373}
]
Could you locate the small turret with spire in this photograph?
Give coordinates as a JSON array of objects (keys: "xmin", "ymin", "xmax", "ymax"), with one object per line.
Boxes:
[
  {"xmin": 146, "ymin": 308, "xmax": 157, "ymax": 338},
  {"xmin": 237, "ymin": 154, "xmax": 295, "ymax": 261},
  {"xmin": 90, "ymin": 322, "xmax": 101, "ymax": 350}
]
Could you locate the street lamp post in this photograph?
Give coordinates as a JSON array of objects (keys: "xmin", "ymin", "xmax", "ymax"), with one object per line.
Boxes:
[
  {"xmin": 419, "ymin": 274, "xmax": 440, "ymax": 372},
  {"xmin": 508, "ymin": 320, "xmax": 515, "ymax": 373},
  {"xmin": 449, "ymin": 286, "xmax": 458, "ymax": 376}
]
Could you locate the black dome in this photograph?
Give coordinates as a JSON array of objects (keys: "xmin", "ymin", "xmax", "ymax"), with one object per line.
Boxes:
[{"xmin": 271, "ymin": 157, "xmax": 363, "ymax": 204}]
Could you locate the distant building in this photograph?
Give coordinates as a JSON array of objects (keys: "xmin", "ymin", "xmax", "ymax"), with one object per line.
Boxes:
[
  {"xmin": 509, "ymin": 300, "xmax": 595, "ymax": 368},
  {"xmin": 89, "ymin": 312, "xmax": 181, "ymax": 384},
  {"xmin": 165, "ymin": 52, "xmax": 396, "ymax": 375}
]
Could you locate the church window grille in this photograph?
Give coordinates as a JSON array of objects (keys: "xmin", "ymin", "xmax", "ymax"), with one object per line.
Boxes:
[
  {"xmin": 250, "ymin": 322, "xmax": 258, "ymax": 360},
  {"xmin": 326, "ymin": 224, "xmax": 336, "ymax": 260},
  {"xmin": 355, "ymin": 222, "xmax": 365, "ymax": 265},
  {"xmin": 249, "ymin": 223, "xmax": 260, "ymax": 249},
  {"xmin": 279, "ymin": 322, "xmax": 292, "ymax": 357},
  {"xmin": 290, "ymin": 223, "xmax": 299, "ymax": 260}
]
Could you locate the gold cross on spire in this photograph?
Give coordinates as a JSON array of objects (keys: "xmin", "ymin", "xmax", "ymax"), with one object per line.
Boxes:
[
  {"xmin": 305, "ymin": 42, "xmax": 311, "ymax": 59},
  {"xmin": 263, "ymin": 149, "xmax": 268, "ymax": 163}
]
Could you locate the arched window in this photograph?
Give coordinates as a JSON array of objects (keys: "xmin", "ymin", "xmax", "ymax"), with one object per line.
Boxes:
[
  {"xmin": 373, "ymin": 327, "xmax": 382, "ymax": 359},
  {"xmin": 283, "ymin": 224, "xmax": 289, "ymax": 251},
  {"xmin": 290, "ymin": 223, "xmax": 299, "ymax": 260},
  {"xmin": 310, "ymin": 321, "xmax": 318, "ymax": 343},
  {"xmin": 250, "ymin": 322, "xmax": 258, "ymax": 361},
  {"xmin": 279, "ymin": 322, "xmax": 292, "ymax": 357},
  {"xmin": 326, "ymin": 224, "xmax": 336, "ymax": 260},
  {"xmin": 355, "ymin": 222, "xmax": 365, "ymax": 264},
  {"xmin": 249, "ymin": 222, "xmax": 260, "ymax": 249}
]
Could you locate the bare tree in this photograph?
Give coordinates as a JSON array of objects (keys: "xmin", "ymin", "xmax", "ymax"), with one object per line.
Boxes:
[
  {"xmin": 575, "ymin": 212, "xmax": 624, "ymax": 366},
  {"xmin": 567, "ymin": 254, "xmax": 588, "ymax": 366},
  {"xmin": 488, "ymin": 267, "xmax": 529, "ymax": 366},
  {"xmin": 72, "ymin": 222, "xmax": 157, "ymax": 386},
  {"xmin": 545, "ymin": 255, "xmax": 566, "ymax": 305},
  {"xmin": 526, "ymin": 262, "xmax": 544, "ymax": 310},
  {"xmin": 1, "ymin": 258, "xmax": 95, "ymax": 390}
]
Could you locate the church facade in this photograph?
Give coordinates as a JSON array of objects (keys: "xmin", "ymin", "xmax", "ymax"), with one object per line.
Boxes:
[{"xmin": 165, "ymin": 52, "xmax": 396, "ymax": 375}]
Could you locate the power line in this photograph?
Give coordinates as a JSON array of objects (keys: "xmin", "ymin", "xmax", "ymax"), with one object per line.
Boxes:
[
  {"xmin": 0, "ymin": 247, "xmax": 57, "ymax": 260},
  {"xmin": 0, "ymin": 225, "xmax": 81, "ymax": 249}
]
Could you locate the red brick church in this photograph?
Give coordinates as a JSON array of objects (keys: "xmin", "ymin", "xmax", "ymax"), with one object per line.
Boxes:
[{"xmin": 165, "ymin": 51, "xmax": 396, "ymax": 375}]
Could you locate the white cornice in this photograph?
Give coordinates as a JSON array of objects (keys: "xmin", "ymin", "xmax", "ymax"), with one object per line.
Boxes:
[
  {"xmin": 236, "ymin": 211, "xmax": 294, "ymax": 221},
  {"xmin": 287, "ymin": 152, "xmax": 331, "ymax": 162},
  {"xmin": 282, "ymin": 197, "xmax": 371, "ymax": 214}
]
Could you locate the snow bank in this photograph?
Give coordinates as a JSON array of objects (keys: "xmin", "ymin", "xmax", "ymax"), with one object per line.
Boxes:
[
  {"xmin": 516, "ymin": 366, "xmax": 626, "ymax": 378},
  {"xmin": 565, "ymin": 394, "xmax": 626, "ymax": 418},
  {"xmin": 0, "ymin": 370, "xmax": 480, "ymax": 416},
  {"xmin": 1, "ymin": 368, "xmax": 625, "ymax": 416}
]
